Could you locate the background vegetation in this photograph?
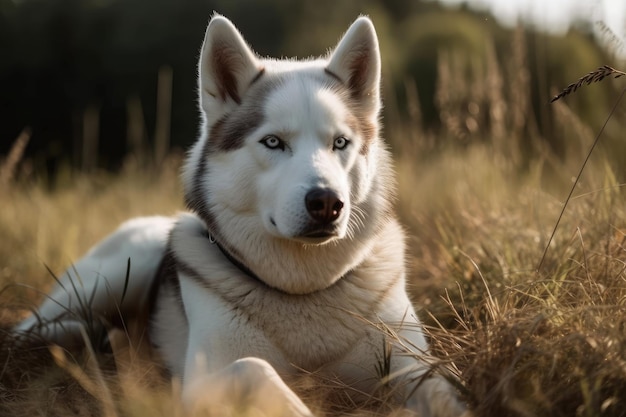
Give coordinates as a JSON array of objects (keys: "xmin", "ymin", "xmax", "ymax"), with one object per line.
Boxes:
[
  {"xmin": 1, "ymin": 0, "xmax": 626, "ymax": 416},
  {"xmin": 1, "ymin": 0, "xmax": 621, "ymax": 175}
]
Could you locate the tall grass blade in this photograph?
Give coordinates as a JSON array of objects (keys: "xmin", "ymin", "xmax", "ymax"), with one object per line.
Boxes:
[
  {"xmin": 537, "ymin": 87, "xmax": 626, "ymax": 272},
  {"xmin": 121, "ymin": 257, "xmax": 131, "ymax": 305}
]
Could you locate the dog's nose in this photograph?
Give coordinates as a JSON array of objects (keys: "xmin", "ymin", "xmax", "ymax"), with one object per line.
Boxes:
[{"xmin": 305, "ymin": 188, "xmax": 344, "ymax": 224}]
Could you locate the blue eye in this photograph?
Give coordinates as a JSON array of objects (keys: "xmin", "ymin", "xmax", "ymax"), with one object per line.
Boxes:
[
  {"xmin": 260, "ymin": 135, "xmax": 285, "ymax": 151},
  {"xmin": 333, "ymin": 136, "xmax": 350, "ymax": 150}
]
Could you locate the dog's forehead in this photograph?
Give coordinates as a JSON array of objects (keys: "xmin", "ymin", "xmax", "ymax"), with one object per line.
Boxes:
[
  {"xmin": 208, "ymin": 66, "xmax": 348, "ymax": 152},
  {"xmin": 263, "ymin": 76, "xmax": 353, "ymax": 132}
]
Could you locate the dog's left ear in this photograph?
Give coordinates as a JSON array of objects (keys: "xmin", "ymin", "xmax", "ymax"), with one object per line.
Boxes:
[{"xmin": 327, "ymin": 17, "xmax": 381, "ymax": 115}]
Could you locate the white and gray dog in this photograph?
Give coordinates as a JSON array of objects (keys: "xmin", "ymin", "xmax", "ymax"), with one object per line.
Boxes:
[{"xmin": 17, "ymin": 14, "xmax": 468, "ymax": 417}]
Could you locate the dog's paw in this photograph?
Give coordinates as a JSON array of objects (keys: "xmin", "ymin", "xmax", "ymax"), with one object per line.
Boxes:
[{"xmin": 184, "ymin": 357, "xmax": 315, "ymax": 417}]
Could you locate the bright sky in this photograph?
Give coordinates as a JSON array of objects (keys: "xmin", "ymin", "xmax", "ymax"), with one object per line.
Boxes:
[{"xmin": 439, "ymin": 0, "xmax": 626, "ymax": 43}]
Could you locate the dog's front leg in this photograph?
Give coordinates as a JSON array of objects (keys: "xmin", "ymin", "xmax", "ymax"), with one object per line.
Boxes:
[{"xmin": 183, "ymin": 357, "xmax": 314, "ymax": 417}]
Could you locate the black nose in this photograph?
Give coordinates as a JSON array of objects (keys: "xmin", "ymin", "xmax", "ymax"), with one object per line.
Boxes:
[{"xmin": 305, "ymin": 188, "xmax": 344, "ymax": 224}]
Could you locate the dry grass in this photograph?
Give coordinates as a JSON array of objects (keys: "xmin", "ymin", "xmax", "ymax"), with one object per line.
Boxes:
[
  {"xmin": 3, "ymin": 134, "xmax": 626, "ymax": 416},
  {"xmin": 2, "ymin": 35, "xmax": 626, "ymax": 417},
  {"xmin": 397, "ymin": 146, "xmax": 626, "ymax": 416}
]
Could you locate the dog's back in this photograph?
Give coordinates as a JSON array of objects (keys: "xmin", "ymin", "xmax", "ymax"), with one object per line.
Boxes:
[{"xmin": 14, "ymin": 216, "xmax": 174, "ymax": 346}]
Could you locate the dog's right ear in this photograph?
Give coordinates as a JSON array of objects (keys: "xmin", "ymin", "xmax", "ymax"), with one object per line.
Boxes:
[{"xmin": 198, "ymin": 15, "xmax": 262, "ymax": 123}]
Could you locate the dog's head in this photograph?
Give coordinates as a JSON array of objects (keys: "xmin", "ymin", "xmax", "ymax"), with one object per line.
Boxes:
[{"xmin": 183, "ymin": 15, "xmax": 395, "ymax": 293}]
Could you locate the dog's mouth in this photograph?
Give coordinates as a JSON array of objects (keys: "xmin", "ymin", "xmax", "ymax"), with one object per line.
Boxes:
[
  {"xmin": 303, "ymin": 230, "xmax": 335, "ymax": 238},
  {"xmin": 296, "ymin": 225, "xmax": 340, "ymax": 243},
  {"xmin": 268, "ymin": 217, "xmax": 342, "ymax": 244}
]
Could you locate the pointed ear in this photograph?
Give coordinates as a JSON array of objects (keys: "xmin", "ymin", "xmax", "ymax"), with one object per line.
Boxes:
[
  {"xmin": 198, "ymin": 15, "xmax": 262, "ymax": 122},
  {"xmin": 326, "ymin": 17, "xmax": 381, "ymax": 115}
]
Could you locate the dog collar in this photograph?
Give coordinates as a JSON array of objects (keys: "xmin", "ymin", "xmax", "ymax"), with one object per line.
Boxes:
[{"xmin": 207, "ymin": 230, "xmax": 289, "ymax": 294}]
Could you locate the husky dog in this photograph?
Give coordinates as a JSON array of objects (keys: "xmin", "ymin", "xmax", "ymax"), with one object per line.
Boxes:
[{"xmin": 16, "ymin": 15, "xmax": 468, "ymax": 417}]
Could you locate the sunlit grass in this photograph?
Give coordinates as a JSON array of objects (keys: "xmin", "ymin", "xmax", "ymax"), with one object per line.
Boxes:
[{"xmin": 395, "ymin": 142, "xmax": 626, "ymax": 416}]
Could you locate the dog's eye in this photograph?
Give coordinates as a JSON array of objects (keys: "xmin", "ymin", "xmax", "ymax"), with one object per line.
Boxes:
[
  {"xmin": 260, "ymin": 135, "xmax": 285, "ymax": 151},
  {"xmin": 333, "ymin": 136, "xmax": 350, "ymax": 151}
]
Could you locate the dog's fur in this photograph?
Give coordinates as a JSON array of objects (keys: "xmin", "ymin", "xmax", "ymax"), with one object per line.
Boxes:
[{"xmin": 16, "ymin": 15, "xmax": 467, "ymax": 417}]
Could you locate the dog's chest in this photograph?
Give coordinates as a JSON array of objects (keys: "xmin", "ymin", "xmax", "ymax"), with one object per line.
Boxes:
[{"xmin": 180, "ymin": 275, "xmax": 377, "ymax": 372}]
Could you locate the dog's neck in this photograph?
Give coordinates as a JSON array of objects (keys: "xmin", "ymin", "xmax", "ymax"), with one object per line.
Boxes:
[
  {"xmin": 170, "ymin": 213, "xmax": 405, "ymax": 299},
  {"xmin": 207, "ymin": 229, "xmax": 358, "ymax": 296}
]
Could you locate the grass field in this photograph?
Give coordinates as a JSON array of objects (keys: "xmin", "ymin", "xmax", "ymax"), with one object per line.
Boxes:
[{"xmin": 1, "ymin": 47, "xmax": 626, "ymax": 417}]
